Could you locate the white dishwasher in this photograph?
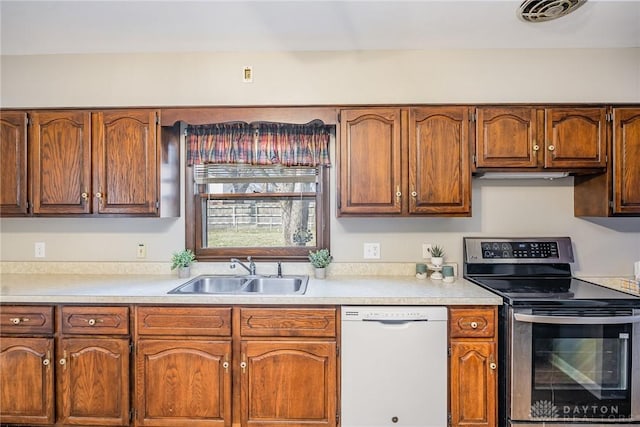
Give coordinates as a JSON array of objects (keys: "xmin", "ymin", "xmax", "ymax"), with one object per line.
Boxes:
[{"xmin": 341, "ymin": 306, "xmax": 448, "ymax": 427}]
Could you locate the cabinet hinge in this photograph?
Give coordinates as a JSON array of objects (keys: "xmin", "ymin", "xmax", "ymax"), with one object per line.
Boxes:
[
  {"xmin": 447, "ymin": 347, "xmax": 451, "ymax": 357},
  {"xmin": 337, "ymin": 112, "xmax": 341, "ymax": 123},
  {"xmin": 155, "ymin": 200, "xmax": 160, "ymax": 209},
  {"xmin": 609, "ymin": 200, "xmax": 614, "ymax": 208},
  {"xmin": 155, "ymin": 113, "xmax": 160, "ymax": 125},
  {"xmin": 469, "ymin": 112, "xmax": 476, "ymax": 123},
  {"xmin": 606, "ymin": 112, "xmax": 613, "ymax": 122},
  {"xmin": 336, "ymin": 344, "xmax": 340, "ymax": 356},
  {"xmin": 26, "ymin": 116, "xmax": 31, "ymax": 126},
  {"xmin": 130, "ymin": 409, "xmax": 135, "ymax": 422},
  {"xmin": 336, "ymin": 413, "xmax": 340, "ymax": 424},
  {"xmin": 448, "ymin": 412, "xmax": 452, "ymax": 426},
  {"xmin": 472, "ymin": 154, "xmax": 477, "ymax": 166},
  {"xmin": 129, "ymin": 342, "xmax": 134, "ymax": 354}
]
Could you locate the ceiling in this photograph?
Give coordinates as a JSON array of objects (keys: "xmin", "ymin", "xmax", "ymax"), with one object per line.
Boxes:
[{"xmin": 1, "ymin": 0, "xmax": 639, "ymax": 55}]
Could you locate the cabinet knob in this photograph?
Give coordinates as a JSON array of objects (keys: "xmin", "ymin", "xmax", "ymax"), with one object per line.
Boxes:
[
  {"xmin": 411, "ymin": 191, "xmax": 417, "ymax": 197},
  {"xmin": 548, "ymin": 145, "xmax": 555, "ymax": 151},
  {"xmin": 81, "ymin": 192, "xmax": 88, "ymax": 200},
  {"xmin": 490, "ymin": 362, "xmax": 497, "ymax": 370},
  {"xmin": 10, "ymin": 317, "xmax": 29, "ymax": 325},
  {"xmin": 240, "ymin": 361, "xmax": 247, "ymax": 373},
  {"xmin": 42, "ymin": 358, "xmax": 50, "ymax": 366},
  {"xmin": 470, "ymin": 321, "xmax": 478, "ymax": 329},
  {"xmin": 59, "ymin": 358, "xmax": 66, "ymax": 366},
  {"xmin": 533, "ymin": 144, "xmax": 540, "ymax": 151},
  {"xmin": 95, "ymin": 192, "xmax": 103, "ymax": 199},
  {"xmin": 88, "ymin": 318, "xmax": 96, "ymax": 326}
]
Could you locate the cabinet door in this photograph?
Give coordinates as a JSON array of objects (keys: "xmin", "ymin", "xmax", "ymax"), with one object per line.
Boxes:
[
  {"xmin": 30, "ymin": 111, "xmax": 92, "ymax": 214},
  {"xmin": 409, "ymin": 107, "xmax": 471, "ymax": 215},
  {"xmin": 58, "ymin": 337, "xmax": 130, "ymax": 426},
  {"xmin": 475, "ymin": 107, "xmax": 539, "ymax": 168},
  {"xmin": 449, "ymin": 340, "xmax": 497, "ymax": 427},
  {"xmin": 0, "ymin": 337, "xmax": 55, "ymax": 424},
  {"xmin": 241, "ymin": 340, "xmax": 336, "ymax": 427},
  {"xmin": 136, "ymin": 339, "xmax": 231, "ymax": 427},
  {"xmin": 339, "ymin": 108, "xmax": 403, "ymax": 214},
  {"xmin": 93, "ymin": 109, "xmax": 158, "ymax": 215},
  {"xmin": 0, "ymin": 111, "xmax": 28, "ymax": 216},
  {"xmin": 613, "ymin": 108, "xmax": 640, "ymax": 214},
  {"xmin": 544, "ymin": 107, "xmax": 607, "ymax": 169}
]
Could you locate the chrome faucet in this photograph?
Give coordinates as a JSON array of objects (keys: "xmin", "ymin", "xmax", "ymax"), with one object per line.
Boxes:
[{"xmin": 230, "ymin": 256, "xmax": 256, "ymax": 275}]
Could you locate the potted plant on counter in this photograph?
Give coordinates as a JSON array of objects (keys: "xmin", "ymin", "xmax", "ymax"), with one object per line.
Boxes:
[
  {"xmin": 428, "ymin": 245, "xmax": 445, "ymax": 267},
  {"xmin": 308, "ymin": 248, "xmax": 332, "ymax": 279},
  {"xmin": 171, "ymin": 249, "xmax": 196, "ymax": 278}
]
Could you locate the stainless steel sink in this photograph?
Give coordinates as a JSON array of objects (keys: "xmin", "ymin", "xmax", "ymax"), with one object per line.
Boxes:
[
  {"xmin": 168, "ymin": 275, "xmax": 309, "ymax": 295},
  {"xmin": 242, "ymin": 277, "xmax": 307, "ymax": 294}
]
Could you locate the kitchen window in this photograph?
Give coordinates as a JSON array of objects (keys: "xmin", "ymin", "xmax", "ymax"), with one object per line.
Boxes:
[{"xmin": 184, "ymin": 121, "xmax": 332, "ymax": 261}]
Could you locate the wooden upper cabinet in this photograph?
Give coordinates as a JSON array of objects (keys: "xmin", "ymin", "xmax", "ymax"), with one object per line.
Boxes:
[
  {"xmin": 93, "ymin": 110, "xmax": 159, "ymax": 215},
  {"xmin": 339, "ymin": 108, "xmax": 403, "ymax": 215},
  {"xmin": 0, "ymin": 111, "xmax": 28, "ymax": 216},
  {"xmin": 475, "ymin": 107, "xmax": 538, "ymax": 168},
  {"xmin": 339, "ymin": 106, "xmax": 471, "ymax": 216},
  {"xmin": 613, "ymin": 108, "xmax": 640, "ymax": 213},
  {"xmin": 544, "ymin": 107, "xmax": 607, "ymax": 169},
  {"xmin": 409, "ymin": 107, "xmax": 471, "ymax": 215},
  {"xmin": 30, "ymin": 111, "xmax": 92, "ymax": 215},
  {"xmin": 21, "ymin": 109, "xmax": 162, "ymax": 217},
  {"xmin": 475, "ymin": 106, "xmax": 607, "ymax": 171}
]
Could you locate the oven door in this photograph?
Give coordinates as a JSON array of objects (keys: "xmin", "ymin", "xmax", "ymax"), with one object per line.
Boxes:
[{"xmin": 509, "ymin": 307, "xmax": 640, "ymax": 424}]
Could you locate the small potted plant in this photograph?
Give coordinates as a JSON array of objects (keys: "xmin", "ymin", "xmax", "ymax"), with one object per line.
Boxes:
[
  {"xmin": 428, "ymin": 245, "xmax": 445, "ymax": 267},
  {"xmin": 308, "ymin": 248, "xmax": 332, "ymax": 279},
  {"xmin": 171, "ymin": 249, "xmax": 196, "ymax": 278}
]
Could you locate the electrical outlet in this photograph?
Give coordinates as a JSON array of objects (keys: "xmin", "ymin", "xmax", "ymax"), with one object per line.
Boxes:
[
  {"xmin": 422, "ymin": 243, "xmax": 432, "ymax": 259},
  {"xmin": 136, "ymin": 243, "xmax": 147, "ymax": 259},
  {"xmin": 35, "ymin": 242, "xmax": 46, "ymax": 258},
  {"xmin": 363, "ymin": 243, "xmax": 380, "ymax": 259}
]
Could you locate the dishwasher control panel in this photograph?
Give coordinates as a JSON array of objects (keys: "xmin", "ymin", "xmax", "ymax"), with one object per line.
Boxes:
[{"xmin": 342, "ymin": 306, "xmax": 448, "ymax": 322}]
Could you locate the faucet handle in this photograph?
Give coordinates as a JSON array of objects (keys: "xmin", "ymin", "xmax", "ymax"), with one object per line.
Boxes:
[{"xmin": 277, "ymin": 262, "xmax": 282, "ymax": 278}]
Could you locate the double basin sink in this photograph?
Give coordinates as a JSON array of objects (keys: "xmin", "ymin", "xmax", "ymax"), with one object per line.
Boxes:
[{"xmin": 169, "ymin": 275, "xmax": 309, "ymax": 295}]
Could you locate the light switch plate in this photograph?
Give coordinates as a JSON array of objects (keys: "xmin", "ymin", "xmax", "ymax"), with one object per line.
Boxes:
[{"xmin": 363, "ymin": 243, "xmax": 380, "ymax": 259}]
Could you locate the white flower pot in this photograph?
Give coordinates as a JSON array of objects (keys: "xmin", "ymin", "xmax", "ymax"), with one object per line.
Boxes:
[
  {"xmin": 431, "ymin": 257, "xmax": 444, "ymax": 267},
  {"xmin": 314, "ymin": 267, "xmax": 326, "ymax": 279},
  {"xmin": 177, "ymin": 266, "xmax": 191, "ymax": 278}
]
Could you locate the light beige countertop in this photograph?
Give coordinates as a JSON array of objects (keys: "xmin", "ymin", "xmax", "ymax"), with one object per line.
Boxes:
[{"xmin": 0, "ymin": 273, "xmax": 502, "ymax": 306}]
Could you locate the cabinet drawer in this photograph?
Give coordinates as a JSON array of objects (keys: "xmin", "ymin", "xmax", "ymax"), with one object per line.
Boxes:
[
  {"xmin": 449, "ymin": 307, "xmax": 495, "ymax": 338},
  {"xmin": 240, "ymin": 307, "xmax": 337, "ymax": 337},
  {"xmin": 61, "ymin": 306, "xmax": 129, "ymax": 335},
  {"xmin": 1, "ymin": 306, "xmax": 54, "ymax": 334},
  {"xmin": 136, "ymin": 306, "xmax": 231, "ymax": 336}
]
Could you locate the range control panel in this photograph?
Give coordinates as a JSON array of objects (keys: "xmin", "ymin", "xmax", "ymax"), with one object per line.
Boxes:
[
  {"xmin": 464, "ymin": 237, "xmax": 574, "ymax": 264},
  {"xmin": 480, "ymin": 241, "xmax": 559, "ymax": 259}
]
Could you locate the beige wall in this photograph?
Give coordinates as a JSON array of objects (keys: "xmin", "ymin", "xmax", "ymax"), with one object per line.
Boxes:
[{"xmin": 1, "ymin": 49, "xmax": 639, "ymax": 276}]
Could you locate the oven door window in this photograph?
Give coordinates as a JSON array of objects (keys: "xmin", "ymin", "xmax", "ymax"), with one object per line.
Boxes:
[{"xmin": 532, "ymin": 322, "xmax": 632, "ymax": 419}]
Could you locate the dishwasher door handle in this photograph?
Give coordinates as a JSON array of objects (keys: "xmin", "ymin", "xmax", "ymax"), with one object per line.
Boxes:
[{"xmin": 362, "ymin": 319, "xmax": 430, "ymax": 324}]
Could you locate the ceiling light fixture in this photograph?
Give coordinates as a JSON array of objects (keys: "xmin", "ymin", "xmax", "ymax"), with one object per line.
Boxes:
[{"xmin": 518, "ymin": 0, "xmax": 587, "ymax": 22}]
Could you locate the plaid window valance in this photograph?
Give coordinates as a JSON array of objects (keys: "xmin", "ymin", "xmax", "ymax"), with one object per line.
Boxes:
[{"xmin": 186, "ymin": 121, "xmax": 332, "ymax": 167}]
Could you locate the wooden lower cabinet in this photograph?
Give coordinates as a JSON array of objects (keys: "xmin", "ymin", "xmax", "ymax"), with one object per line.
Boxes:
[
  {"xmin": 135, "ymin": 339, "xmax": 232, "ymax": 426},
  {"xmin": 58, "ymin": 337, "xmax": 130, "ymax": 426},
  {"xmin": 0, "ymin": 337, "xmax": 55, "ymax": 425},
  {"xmin": 241, "ymin": 340, "xmax": 336, "ymax": 427},
  {"xmin": 448, "ymin": 307, "xmax": 498, "ymax": 427}
]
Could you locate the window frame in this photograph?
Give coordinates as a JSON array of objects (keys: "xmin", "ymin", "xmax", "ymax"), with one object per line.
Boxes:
[{"xmin": 185, "ymin": 158, "xmax": 330, "ymax": 262}]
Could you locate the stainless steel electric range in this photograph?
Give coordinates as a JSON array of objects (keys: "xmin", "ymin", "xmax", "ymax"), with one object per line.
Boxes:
[{"xmin": 463, "ymin": 237, "xmax": 640, "ymax": 427}]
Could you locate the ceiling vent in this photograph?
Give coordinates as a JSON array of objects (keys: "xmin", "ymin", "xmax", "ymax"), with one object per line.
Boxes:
[{"xmin": 518, "ymin": 0, "xmax": 587, "ymax": 22}]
